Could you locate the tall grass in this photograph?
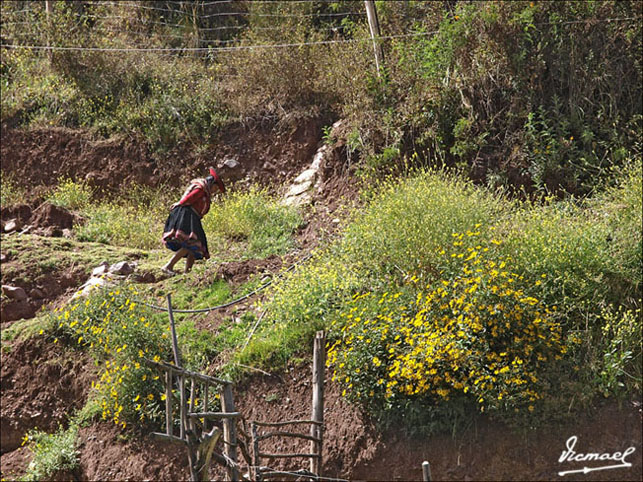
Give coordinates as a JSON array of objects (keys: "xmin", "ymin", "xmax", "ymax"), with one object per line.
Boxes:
[{"xmin": 203, "ymin": 188, "xmax": 302, "ymax": 259}]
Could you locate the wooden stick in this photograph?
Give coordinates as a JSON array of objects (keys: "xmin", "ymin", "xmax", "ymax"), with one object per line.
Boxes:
[
  {"xmin": 189, "ymin": 379, "xmax": 196, "ymax": 432},
  {"xmin": 197, "ymin": 427, "xmax": 221, "ymax": 481},
  {"xmin": 151, "ymin": 432, "xmax": 188, "ymax": 445},
  {"xmin": 202, "ymin": 382, "xmax": 209, "ymax": 432},
  {"xmin": 188, "ymin": 412, "xmax": 241, "ymax": 419},
  {"xmin": 310, "ymin": 331, "xmax": 326, "ymax": 476},
  {"xmin": 253, "ymin": 419, "xmax": 323, "ymax": 427},
  {"xmin": 257, "ymin": 431, "xmax": 321, "ymax": 442},
  {"xmin": 144, "ymin": 359, "xmax": 231, "ymax": 386},
  {"xmin": 180, "ymin": 375, "xmax": 186, "ymax": 440},
  {"xmin": 251, "ymin": 422, "xmax": 262, "ymax": 482},
  {"xmin": 221, "ymin": 385, "xmax": 239, "ymax": 481},
  {"xmin": 258, "ymin": 452, "xmax": 320, "ymax": 459},
  {"xmin": 165, "ymin": 371, "xmax": 173, "ymax": 436},
  {"xmin": 167, "ymin": 294, "xmax": 183, "ymax": 367}
]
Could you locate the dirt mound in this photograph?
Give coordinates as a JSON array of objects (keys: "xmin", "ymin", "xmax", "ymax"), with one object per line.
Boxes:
[
  {"xmin": 77, "ymin": 423, "xmax": 189, "ymax": 481},
  {"xmin": 30, "ymin": 203, "xmax": 76, "ymax": 234},
  {"xmin": 1, "ymin": 202, "xmax": 82, "ymax": 238},
  {"xmin": 0, "ymin": 336, "xmax": 96, "ymax": 454},
  {"xmin": 213, "ymin": 255, "xmax": 285, "ymax": 286}
]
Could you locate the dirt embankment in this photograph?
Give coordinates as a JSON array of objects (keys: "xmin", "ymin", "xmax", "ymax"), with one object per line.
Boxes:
[
  {"xmin": 0, "ymin": 120, "xmax": 325, "ymax": 196},
  {"xmin": 1, "ymin": 350, "xmax": 640, "ymax": 481}
]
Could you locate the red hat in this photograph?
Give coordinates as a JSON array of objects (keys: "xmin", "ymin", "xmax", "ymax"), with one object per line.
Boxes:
[{"xmin": 208, "ymin": 167, "xmax": 225, "ymax": 193}]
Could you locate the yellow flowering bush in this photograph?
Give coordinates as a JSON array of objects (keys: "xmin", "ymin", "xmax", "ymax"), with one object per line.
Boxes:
[
  {"xmin": 327, "ymin": 228, "xmax": 570, "ymax": 417},
  {"xmin": 53, "ymin": 286, "xmax": 172, "ymax": 428}
]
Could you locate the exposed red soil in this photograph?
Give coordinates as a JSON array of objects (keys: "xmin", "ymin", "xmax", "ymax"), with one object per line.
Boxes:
[
  {"xmin": 77, "ymin": 422, "xmax": 189, "ymax": 482},
  {"xmin": 0, "ymin": 336, "xmax": 96, "ymax": 455},
  {"xmin": 0, "ymin": 120, "xmax": 323, "ymax": 197},
  {"xmin": 1, "ymin": 344, "xmax": 640, "ymax": 482},
  {"xmin": 1, "ymin": 257, "xmax": 87, "ymax": 325}
]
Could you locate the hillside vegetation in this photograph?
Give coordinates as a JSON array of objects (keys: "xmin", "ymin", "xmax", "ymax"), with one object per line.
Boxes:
[
  {"xmin": 2, "ymin": 0, "xmax": 641, "ymax": 194},
  {"xmin": 1, "ymin": 1, "xmax": 641, "ymax": 478}
]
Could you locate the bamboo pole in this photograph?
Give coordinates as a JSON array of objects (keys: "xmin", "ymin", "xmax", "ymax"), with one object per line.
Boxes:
[{"xmin": 310, "ymin": 331, "xmax": 326, "ymax": 476}]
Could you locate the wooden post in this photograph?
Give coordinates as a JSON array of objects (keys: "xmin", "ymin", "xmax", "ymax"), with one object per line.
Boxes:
[
  {"xmin": 44, "ymin": 0, "xmax": 52, "ymax": 61},
  {"xmin": 166, "ymin": 371, "xmax": 173, "ymax": 436},
  {"xmin": 221, "ymin": 384, "xmax": 239, "ymax": 481},
  {"xmin": 202, "ymin": 382, "xmax": 209, "ymax": 433},
  {"xmin": 364, "ymin": 0, "xmax": 384, "ymax": 76},
  {"xmin": 189, "ymin": 379, "xmax": 196, "ymax": 431},
  {"xmin": 251, "ymin": 422, "xmax": 262, "ymax": 482},
  {"xmin": 310, "ymin": 331, "xmax": 326, "ymax": 475},
  {"xmin": 422, "ymin": 461, "xmax": 432, "ymax": 482},
  {"xmin": 167, "ymin": 294, "xmax": 183, "ymax": 367},
  {"xmin": 180, "ymin": 375, "xmax": 186, "ymax": 440}
]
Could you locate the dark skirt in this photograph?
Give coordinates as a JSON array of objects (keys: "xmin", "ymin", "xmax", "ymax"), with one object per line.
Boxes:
[{"xmin": 162, "ymin": 205, "xmax": 209, "ymax": 260}]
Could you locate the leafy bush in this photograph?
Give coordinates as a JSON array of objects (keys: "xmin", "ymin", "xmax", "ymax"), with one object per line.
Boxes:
[
  {"xmin": 204, "ymin": 188, "xmax": 302, "ymax": 259},
  {"xmin": 327, "ymin": 230, "xmax": 572, "ymax": 429},
  {"xmin": 75, "ymin": 201, "xmax": 163, "ymax": 249},
  {"xmin": 47, "ymin": 178, "xmax": 93, "ymax": 210},
  {"xmin": 0, "ymin": 172, "xmax": 25, "ymax": 208},
  {"xmin": 21, "ymin": 423, "xmax": 79, "ymax": 482},
  {"xmin": 239, "ymin": 169, "xmax": 509, "ymax": 369},
  {"xmin": 53, "ymin": 287, "xmax": 170, "ymax": 428},
  {"xmin": 52, "ymin": 286, "xmax": 229, "ymax": 429}
]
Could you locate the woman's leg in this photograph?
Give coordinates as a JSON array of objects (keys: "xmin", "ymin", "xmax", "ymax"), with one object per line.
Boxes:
[
  {"xmin": 163, "ymin": 248, "xmax": 189, "ymax": 272},
  {"xmin": 185, "ymin": 253, "xmax": 195, "ymax": 273}
]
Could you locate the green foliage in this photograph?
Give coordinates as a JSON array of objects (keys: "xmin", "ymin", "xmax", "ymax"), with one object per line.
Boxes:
[
  {"xmin": 47, "ymin": 178, "xmax": 93, "ymax": 210},
  {"xmin": 594, "ymin": 304, "xmax": 642, "ymax": 396},
  {"xmin": 75, "ymin": 201, "xmax": 164, "ymax": 249},
  {"xmin": 0, "ymin": 172, "xmax": 26, "ymax": 208},
  {"xmin": 204, "ymin": 188, "xmax": 302, "ymax": 259},
  {"xmin": 53, "ymin": 287, "xmax": 172, "ymax": 429},
  {"xmin": 242, "ymin": 166, "xmax": 641, "ymax": 431},
  {"xmin": 238, "ymin": 169, "xmax": 509, "ymax": 370},
  {"xmin": 74, "ymin": 183, "xmax": 176, "ymax": 249},
  {"xmin": 328, "ymin": 230, "xmax": 576, "ymax": 432},
  {"xmin": 21, "ymin": 424, "xmax": 79, "ymax": 482}
]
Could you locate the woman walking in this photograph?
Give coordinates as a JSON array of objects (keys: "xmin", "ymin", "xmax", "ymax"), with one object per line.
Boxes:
[{"xmin": 161, "ymin": 167, "xmax": 225, "ymax": 275}]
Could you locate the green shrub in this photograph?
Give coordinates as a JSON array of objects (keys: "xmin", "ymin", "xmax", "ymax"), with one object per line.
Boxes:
[
  {"xmin": 0, "ymin": 172, "xmax": 25, "ymax": 208},
  {"xmin": 204, "ymin": 188, "xmax": 302, "ymax": 259},
  {"xmin": 47, "ymin": 178, "xmax": 93, "ymax": 210},
  {"xmin": 238, "ymin": 169, "xmax": 510, "ymax": 369},
  {"xmin": 53, "ymin": 287, "xmax": 171, "ymax": 429},
  {"xmin": 21, "ymin": 423, "xmax": 79, "ymax": 482},
  {"xmin": 594, "ymin": 304, "xmax": 642, "ymax": 396},
  {"xmin": 76, "ymin": 201, "xmax": 164, "ymax": 249},
  {"xmin": 327, "ymin": 229, "xmax": 572, "ymax": 430}
]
